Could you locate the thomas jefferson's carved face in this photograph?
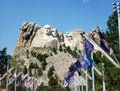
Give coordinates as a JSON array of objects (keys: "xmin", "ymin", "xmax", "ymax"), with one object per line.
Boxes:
[{"xmin": 51, "ymin": 28, "xmax": 58, "ymax": 37}]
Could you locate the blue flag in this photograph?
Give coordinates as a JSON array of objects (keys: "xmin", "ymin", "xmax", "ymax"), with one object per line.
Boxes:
[
  {"xmin": 21, "ymin": 75, "xmax": 28, "ymax": 85},
  {"xmin": 16, "ymin": 72, "xmax": 22, "ymax": 80},
  {"xmin": 86, "ymin": 52, "xmax": 93, "ymax": 67},
  {"xmin": 69, "ymin": 60, "xmax": 81, "ymax": 74},
  {"xmin": 65, "ymin": 74, "xmax": 71, "ymax": 82},
  {"xmin": 98, "ymin": 31, "xmax": 110, "ymax": 52},
  {"xmin": 81, "ymin": 55, "xmax": 90, "ymax": 68},
  {"xmin": 85, "ymin": 38, "xmax": 94, "ymax": 53},
  {"xmin": 16, "ymin": 72, "xmax": 22, "ymax": 84}
]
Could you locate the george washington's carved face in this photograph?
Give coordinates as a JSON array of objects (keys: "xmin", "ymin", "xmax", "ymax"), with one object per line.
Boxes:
[{"xmin": 43, "ymin": 25, "xmax": 51, "ymax": 35}]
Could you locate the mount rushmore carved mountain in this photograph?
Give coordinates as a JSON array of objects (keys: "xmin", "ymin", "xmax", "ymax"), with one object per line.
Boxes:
[{"xmin": 13, "ymin": 22, "xmax": 99, "ymax": 85}]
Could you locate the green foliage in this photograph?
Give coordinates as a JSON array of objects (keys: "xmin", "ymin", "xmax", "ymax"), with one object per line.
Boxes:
[
  {"xmin": 92, "ymin": 12, "xmax": 120, "ymax": 91},
  {"xmin": 26, "ymin": 49, "xmax": 29, "ymax": 58},
  {"xmin": 64, "ymin": 49, "xmax": 67, "ymax": 53},
  {"xmin": 29, "ymin": 69, "xmax": 33, "ymax": 76},
  {"xmin": 47, "ymin": 66, "xmax": 58, "ymax": 86},
  {"xmin": 53, "ymin": 47, "xmax": 57, "ymax": 54},
  {"xmin": 31, "ymin": 51, "xmax": 36, "ymax": 57},
  {"xmin": 63, "ymin": 43, "xmax": 66, "ymax": 47},
  {"xmin": 41, "ymin": 60, "xmax": 47, "ymax": 70},
  {"xmin": 29, "ymin": 62, "xmax": 34, "ymax": 70},
  {"xmin": 29, "ymin": 62, "xmax": 38, "ymax": 69},
  {"xmin": 36, "ymin": 53, "xmax": 49, "ymax": 62},
  {"xmin": 47, "ymin": 66, "xmax": 55, "ymax": 78},
  {"xmin": 10, "ymin": 57, "xmax": 17, "ymax": 68},
  {"xmin": 48, "ymin": 76, "xmax": 58, "ymax": 86},
  {"xmin": 50, "ymin": 52, "xmax": 53, "ymax": 56},
  {"xmin": 65, "ymin": 46, "xmax": 78, "ymax": 58},
  {"xmin": 36, "ymin": 85, "xmax": 70, "ymax": 91},
  {"xmin": 23, "ymin": 65, "xmax": 27, "ymax": 75},
  {"xmin": 38, "ymin": 67, "xmax": 43, "ymax": 77},
  {"xmin": 0, "ymin": 47, "xmax": 11, "ymax": 71},
  {"xmin": 59, "ymin": 45, "xmax": 63, "ymax": 52},
  {"xmin": 106, "ymin": 12, "xmax": 119, "ymax": 59},
  {"xmin": 37, "ymin": 54, "xmax": 45, "ymax": 62}
]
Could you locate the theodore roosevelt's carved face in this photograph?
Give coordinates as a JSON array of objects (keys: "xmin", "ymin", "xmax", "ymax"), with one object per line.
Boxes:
[{"xmin": 59, "ymin": 33, "xmax": 64, "ymax": 42}]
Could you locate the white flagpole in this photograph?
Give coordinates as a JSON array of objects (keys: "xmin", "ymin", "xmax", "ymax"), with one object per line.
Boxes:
[
  {"xmin": 83, "ymin": 34, "xmax": 120, "ymax": 68},
  {"xmin": 81, "ymin": 83, "xmax": 83, "ymax": 91},
  {"xmin": 86, "ymin": 69, "xmax": 88, "ymax": 91},
  {"xmin": 14, "ymin": 73, "xmax": 17, "ymax": 91},
  {"xmin": 102, "ymin": 63, "xmax": 106, "ymax": 91},
  {"xmin": 75, "ymin": 86, "xmax": 77, "ymax": 91},
  {"xmin": 91, "ymin": 52, "xmax": 95, "ymax": 91},
  {"xmin": 15, "ymin": 78, "xmax": 16, "ymax": 91},
  {"xmin": 6, "ymin": 58, "xmax": 10, "ymax": 91},
  {"xmin": 26, "ymin": 87, "xmax": 28, "ymax": 91},
  {"xmin": 6, "ymin": 79, "xmax": 8, "ymax": 91}
]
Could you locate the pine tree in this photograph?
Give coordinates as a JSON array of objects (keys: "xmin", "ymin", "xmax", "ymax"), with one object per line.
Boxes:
[
  {"xmin": 104, "ymin": 12, "xmax": 120, "ymax": 91},
  {"xmin": 106, "ymin": 12, "xmax": 119, "ymax": 56}
]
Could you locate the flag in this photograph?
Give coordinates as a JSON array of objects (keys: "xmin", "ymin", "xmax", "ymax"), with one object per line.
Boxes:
[
  {"xmin": 16, "ymin": 72, "xmax": 22, "ymax": 80},
  {"xmin": 5, "ymin": 71, "xmax": 11, "ymax": 79},
  {"xmin": 63, "ymin": 80, "xmax": 68, "ymax": 87},
  {"xmin": 16, "ymin": 72, "xmax": 22, "ymax": 86},
  {"xmin": 33, "ymin": 79, "xmax": 38, "ymax": 87},
  {"xmin": 69, "ymin": 60, "xmax": 81, "ymax": 74},
  {"xmin": 77, "ymin": 70, "xmax": 81, "ymax": 76},
  {"xmin": 21, "ymin": 74, "xmax": 28, "ymax": 85},
  {"xmin": 81, "ymin": 55, "xmax": 90, "ymax": 68},
  {"xmin": 25, "ymin": 77, "xmax": 29, "ymax": 86},
  {"xmin": 98, "ymin": 31, "xmax": 110, "ymax": 53},
  {"xmin": 85, "ymin": 38, "xmax": 94, "ymax": 53},
  {"xmin": 0, "ymin": 67, "xmax": 14, "ymax": 80},
  {"xmin": 86, "ymin": 52, "xmax": 93, "ymax": 67},
  {"xmin": 64, "ymin": 74, "xmax": 75, "ymax": 87},
  {"xmin": 8, "ymin": 76, "xmax": 15, "ymax": 86},
  {"xmin": 65, "ymin": 73, "xmax": 72, "ymax": 82},
  {"xmin": 28, "ymin": 77, "xmax": 34, "ymax": 88}
]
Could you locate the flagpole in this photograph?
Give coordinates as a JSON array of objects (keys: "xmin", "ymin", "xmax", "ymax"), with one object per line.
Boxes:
[
  {"xmin": 91, "ymin": 52, "xmax": 95, "ymax": 91},
  {"xmin": 26, "ymin": 87, "xmax": 28, "ymax": 91},
  {"xmin": 83, "ymin": 34, "xmax": 120, "ymax": 68},
  {"xmin": 86, "ymin": 69, "xmax": 88, "ymax": 91},
  {"xmin": 14, "ymin": 71, "xmax": 17, "ymax": 91},
  {"xmin": 6, "ymin": 57, "xmax": 10, "ymax": 91},
  {"xmin": 102, "ymin": 63, "xmax": 106, "ymax": 91},
  {"xmin": 6, "ymin": 79, "xmax": 8, "ymax": 91},
  {"xmin": 81, "ymin": 82, "xmax": 83, "ymax": 91},
  {"xmin": 15, "ymin": 78, "xmax": 16, "ymax": 91}
]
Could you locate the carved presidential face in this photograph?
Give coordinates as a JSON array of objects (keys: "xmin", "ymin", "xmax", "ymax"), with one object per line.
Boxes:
[
  {"xmin": 51, "ymin": 28, "xmax": 58, "ymax": 37},
  {"xmin": 59, "ymin": 33, "xmax": 64, "ymax": 42},
  {"xmin": 66, "ymin": 33, "xmax": 73, "ymax": 41},
  {"xmin": 43, "ymin": 25, "xmax": 51, "ymax": 35}
]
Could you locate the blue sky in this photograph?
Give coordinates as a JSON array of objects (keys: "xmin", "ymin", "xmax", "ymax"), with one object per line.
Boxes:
[{"xmin": 0, "ymin": 0, "xmax": 119, "ymax": 55}]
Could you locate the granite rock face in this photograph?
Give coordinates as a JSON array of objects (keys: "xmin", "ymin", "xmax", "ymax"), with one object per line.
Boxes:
[{"xmin": 13, "ymin": 22, "xmax": 99, "ymax": 85}]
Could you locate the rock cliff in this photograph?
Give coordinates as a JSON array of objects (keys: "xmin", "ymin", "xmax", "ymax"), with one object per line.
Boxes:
[{"xmin": 13, "ymin": 22, "xmax": 99, "ymax": 85}]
